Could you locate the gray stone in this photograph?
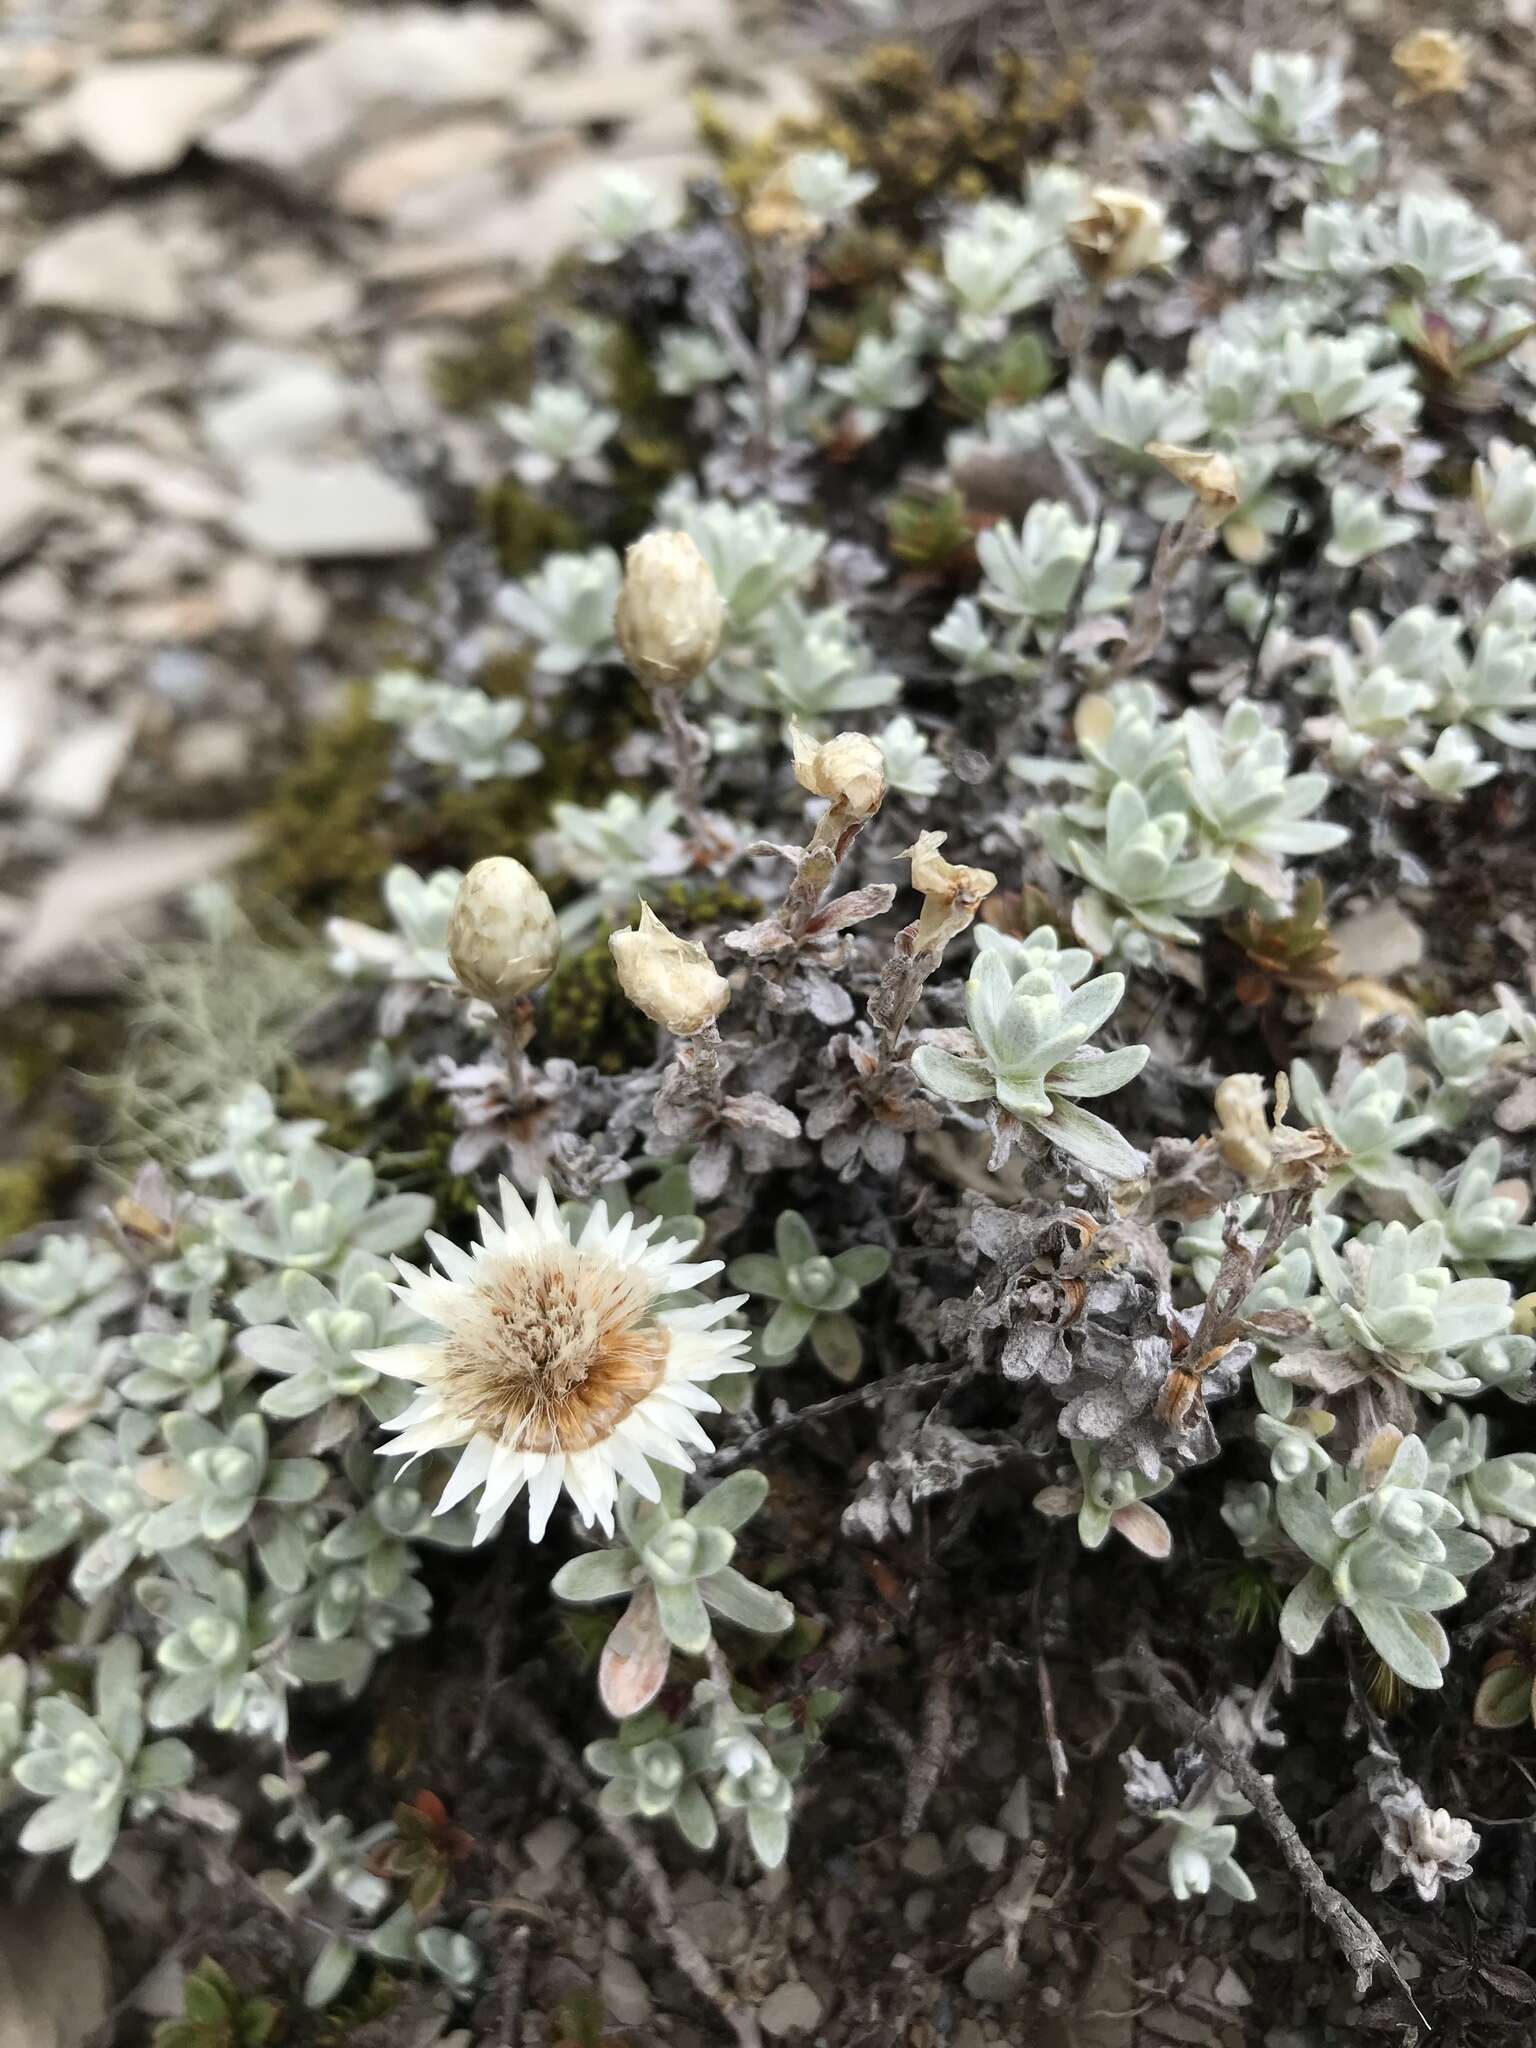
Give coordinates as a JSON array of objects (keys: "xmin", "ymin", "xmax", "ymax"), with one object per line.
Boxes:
[
  {"xmin": 598, "ymin": 1953, "xmax": 651, "ymax": 2026},
  {"xmin": 962, "ymin": 1945, "xmax": 1030, "ymax": 2005},
  {"xmin": 1332, "ymin": 900, "xmax": 1424, "ymax": 979},
  {"xmin": 677, "ymin": 1891, "xmax": 747, "ymax": 1962},
  {"xmin": 758, "ymin": 1981, "xmax": 824, "ymax": 2038},
  {"xmin": 997, "ymin": 1776, "xmax": 1033, "ymax": 1842},
  {"xmin": 521, "ymin": 1817, "xmax": 579, "ymax": 1874},
  {"xmin": 900, "ymin": 1832, "xmax": 945, "ymax": 1877},
  {"xmin": 0, "ymin": 440, "xmax": 61, "ymax": 562},
  {"xmin": 965, "ymin": 1825, "xmax": 1009, "ymax": 1873},
  {"xmin": 206, "ymin": 8, "xmax": 555, "ymax": 185},
  {"xmin": 231, "ymin": 455, "xmax": 433, "ymax": 557},
  {"xmin": 39, "ymin": 59, "xmax": 256, "ymax": 176},
  {"xmin": 21, "ymin": 213, "xmax": 189, "ymax": 324},
  {"xmin": 25, "ymin": 716, "xmax": 137, "ymax": 820},
  {"xmin": 202, "ymin": 364, "xmax": 353, "ymax": 463}
]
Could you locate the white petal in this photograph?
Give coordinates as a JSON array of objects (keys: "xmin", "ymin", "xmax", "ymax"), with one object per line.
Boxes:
[
  {"xmin": 436, "ymin": 1436, "xmax": 494, "ymax": 1512},
  {"xmin": 478, "ymin": 1445, "xmax": 530, "ymax": 1524},
  {"xmin": 497, "ymin": 1177, "xmax": 536, "ymax": 1246},
  {"xmin": 477, "ymin": 1204, "xmax": 509, "ymax": 1255},
  {"xmin": 532, "ymin": 1181, "xmax": 567, "ymax": 1248},
  {"xmin": 355, "ymin": 1341, "xmax": 442, "ymax": 1382},
  {"xmin": 526, "ymin": 1456, "xmax": 565, "ymax": 1541},
  {"xmin": 425, "ymin": 1232, "xmax": 479, "ymax": 1283},
  {"xmin": 658, "ymin": 1295, "xmax": 748, "ymax": 1331},
  {"xmin": 599, "ymin": 1429, "xmax": 662, "ymax": 1498}
]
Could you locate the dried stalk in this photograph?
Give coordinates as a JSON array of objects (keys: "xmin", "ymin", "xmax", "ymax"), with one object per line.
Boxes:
[
  {"xmin": 705, "ymin": 1362, "xmax": 965, "ymax": 1476},
  {"xmin": 1126, "ymin": 1634, "xmax": 1420, "ymax": 2014},
  {"xmin": 1107, "ymin": 509, "xmax": 1214, "ymax": 683},
  {"xmin": 507, "ymin": 1686, "xmax": 763, "ymax": 2048}
]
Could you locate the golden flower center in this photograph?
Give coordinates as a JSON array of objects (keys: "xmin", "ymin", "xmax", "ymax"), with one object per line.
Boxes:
[{"xmin": 439, "ymin": 1249, "xmax": 668, "ymax": 1454}]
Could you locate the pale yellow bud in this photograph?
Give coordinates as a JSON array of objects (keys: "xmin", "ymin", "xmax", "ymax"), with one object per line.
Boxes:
[
  {"xmin": 1067, "ymin": 186, "xmax": 1167, "ymax": 283},
  {"xmin": 1214, "ymin": 1073, "xmax": 1272, "ymax": 1183},
  {"xmin": 790, "ymin": 722, "xmax": 887, "ymax": 822},
  {"xmin": 447, "ymin": 857, "xmax": 561, "ymax": 1007},
  {"xmin": 609, "ymin": 902, "xmax": 730, "ymax": 1037},
  {"xmin": 615, "ymin": 530, "xmax": 726, "ymax": 693},
  {"xmin": 1392, "ymin": 28, "xmax": 1470, "ymax": 102},
  {"xmin": 1146, "ymin": 442, "xmax": 1241, "ymax": 528},
  {"xmin": 906, "ymin": 830, "xmax": 998, "ymax": 954},
  {"xmin": 743, "ymin": 163, "xmax": 817, "ymax": 245}
]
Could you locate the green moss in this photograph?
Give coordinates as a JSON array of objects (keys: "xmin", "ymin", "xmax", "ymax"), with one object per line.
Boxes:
[
  {"xmin": 245, "ymin": 674, "xmax": 649, "ymax": 925},
  {"xmin": 540, "ymin": 928, "xmax": 658, "ymax": 1075},
  {"xmin": 480, "ymin": 480, "xmax": 585, "ymax": 577}
]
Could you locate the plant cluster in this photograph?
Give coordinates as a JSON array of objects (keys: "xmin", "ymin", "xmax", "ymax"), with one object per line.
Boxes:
[{"xmin": 8, "ymin": 38, "xmax": 1536, "ymax": 2035}]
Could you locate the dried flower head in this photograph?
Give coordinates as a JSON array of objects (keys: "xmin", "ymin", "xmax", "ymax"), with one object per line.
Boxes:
[
  {"xmin": 1147, "ymin": 443, "xmax": 1241, "ymax": 528},
  {"xmin": 1392, "ymin": 28, "xmax": 1470, "ymax": 102},
  {"xmin": 366, "ymin": 1180, "xmax": 748, "ymax": 1541},
  {"xmin": 610, "ymin": 902, "xmax": 731, "ymax": 1037},
  {"xmin": 1068, "ymin": 187, "xmax": 1168, "ymax": 282},
  {"xmin": 447, "ymin": 857, "xmax": 561, "ymax": 1008},
  {"xmin": 905, "ymin": 830, "xmax": 998, "ymax": 954},
  {"xmin": 1214, "ymin": 1073, "xmax": 1272, "ymax": 1182},
  {"xmin": 790, "ymin": 723, "xmax": 887, "ymax": 822},
  {"xmin": 615, "ymin": 531, "xmax": 727, "ymax": 693}
]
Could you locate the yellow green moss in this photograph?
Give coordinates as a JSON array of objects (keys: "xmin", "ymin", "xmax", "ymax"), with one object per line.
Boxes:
[
  {"xmin": 539, "ymin": 928, "xmax": 658, "ymax": 1075},
  {"xmin": 705, "ymin": 43, "xmax": 1090, "ymax": 228},
  {"xmin": 246, "ymin": 670, "xmax": 653, "ymax": 925}
]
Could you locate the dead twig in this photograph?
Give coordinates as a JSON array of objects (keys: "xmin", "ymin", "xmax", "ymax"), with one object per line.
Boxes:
[
  {"xmin": 1038, "ymin": 504, "xmax": 1106, "ymax": 696},
  {"xmin": 1031, "ymin": 1564, "xmax": 1071, "ymax": 1803},
  {"xmin": 1456, "ymin": 1570, "xmax": 1536, "ymax": 1649},
  {"xmin": 901, "ymin": 1652, "xmax": 958, "ymax": 1836},
  {"xmin": 1107, "ymin": 509, "xmax": 1215, "ymax": 684},
  {"xmin": 495, "ymin": 1924, "xmax": 532, "ymax": 2048},
  {"xmin": 706, "ymin": 1363, "xmax": 959, "ymax": 1475},
  {"xmin": 1246, "ymin": 506, "xmax": 1301, "ymax": 692},
  {"xmin": 1126, "ymin": 1633, "xmax": 1422, "ymax": 2018},
  {"xmin": 506, "ymin": 1686, "xmax": 762, "ymax": 2048}
]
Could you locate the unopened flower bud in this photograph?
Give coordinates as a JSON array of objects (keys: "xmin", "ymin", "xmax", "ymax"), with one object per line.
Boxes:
[
  {"xmin": 447, "ymin": 857, "xmax": 561, "ymax": 1007},
  {"xmin": 790, "ymin": 722, "xmax": 887, "ymax": 822},
  {"xmin": 1068, "ymin": 187, "xmax": 1167, "ymax": 283},
  {"xmin": 906, "ymin": 830, "xmax": 997, "ymax": 954},
  {"xmin": 609, "ymin": 902, "xmax": 730, "ymax": 1037},
  {"xmin": 1147, "ymin": 442, "xmax": 1240, "ymax": 529},
  {"xmin": 1392, "ymin": 28, "xmax": 1469, "ymax": 102},
  {"xmin": 615, "ymin": 531, "xmax": 726, "ymax": 693}
]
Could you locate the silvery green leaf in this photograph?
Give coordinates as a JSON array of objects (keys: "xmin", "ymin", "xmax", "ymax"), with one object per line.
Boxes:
[
  {"xmin": 304, "ymin": 1938, "xmax": 358, "ymax": 2010},
  {"xmin": 1279, "ymin": 1567, "xmax": 1338, "ymax": 1653},
  {"xmin": 552, "ymin": 1550, "xmax": 638, "ymax": 1603},
  {"xmin": 701, "ymin": 1566, "xmax": 794, "ymax": 1636}
]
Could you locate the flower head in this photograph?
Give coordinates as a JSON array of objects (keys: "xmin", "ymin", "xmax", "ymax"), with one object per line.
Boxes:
[
  {"xmin": 615, "ymin": 531, "xmax": 726, "ymax": 693},
  {"xmin": 447, "ymin": 857, "xmax": 561, "ymax": 1008},
  {"xmin": 366, "ymin": 1181, "xmax": 748, "ymax": 1543},
  {"xmin": 610, "ymin": 902, "xmax": 731, "ymax": 1037},
  {"xmin": 1392, "ymin": 29, "xmax": 1470, "ymax": 103},
  {"xmin": 1068, "ymin": 187, "xmax": 1169, "ymax": 282},
  {"xmin": 905, "ymin": 830, "xmax": 997, "ymax": 954},
  {"xmin": 790, "ymin": 724, "xmax": 887, "ymax": 821}
]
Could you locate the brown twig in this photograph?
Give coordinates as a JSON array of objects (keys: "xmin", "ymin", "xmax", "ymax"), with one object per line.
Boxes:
[
  {"xmin": 506, "ymin": 1686, "xmax": 762, "ymax": 2048},
  {"xmin": 1126, "ymin": 1633, "xmax": 1421, "ymax": 2017},
  {"xmin": 1031, "ymin": 1566, "xmax": 1070, "ymax": 1802}
]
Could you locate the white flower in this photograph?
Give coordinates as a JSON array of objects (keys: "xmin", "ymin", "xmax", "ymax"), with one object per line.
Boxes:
[{"xmin": 365, "ymin": 1181, "xmax": 749, "ymax": 1544}]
